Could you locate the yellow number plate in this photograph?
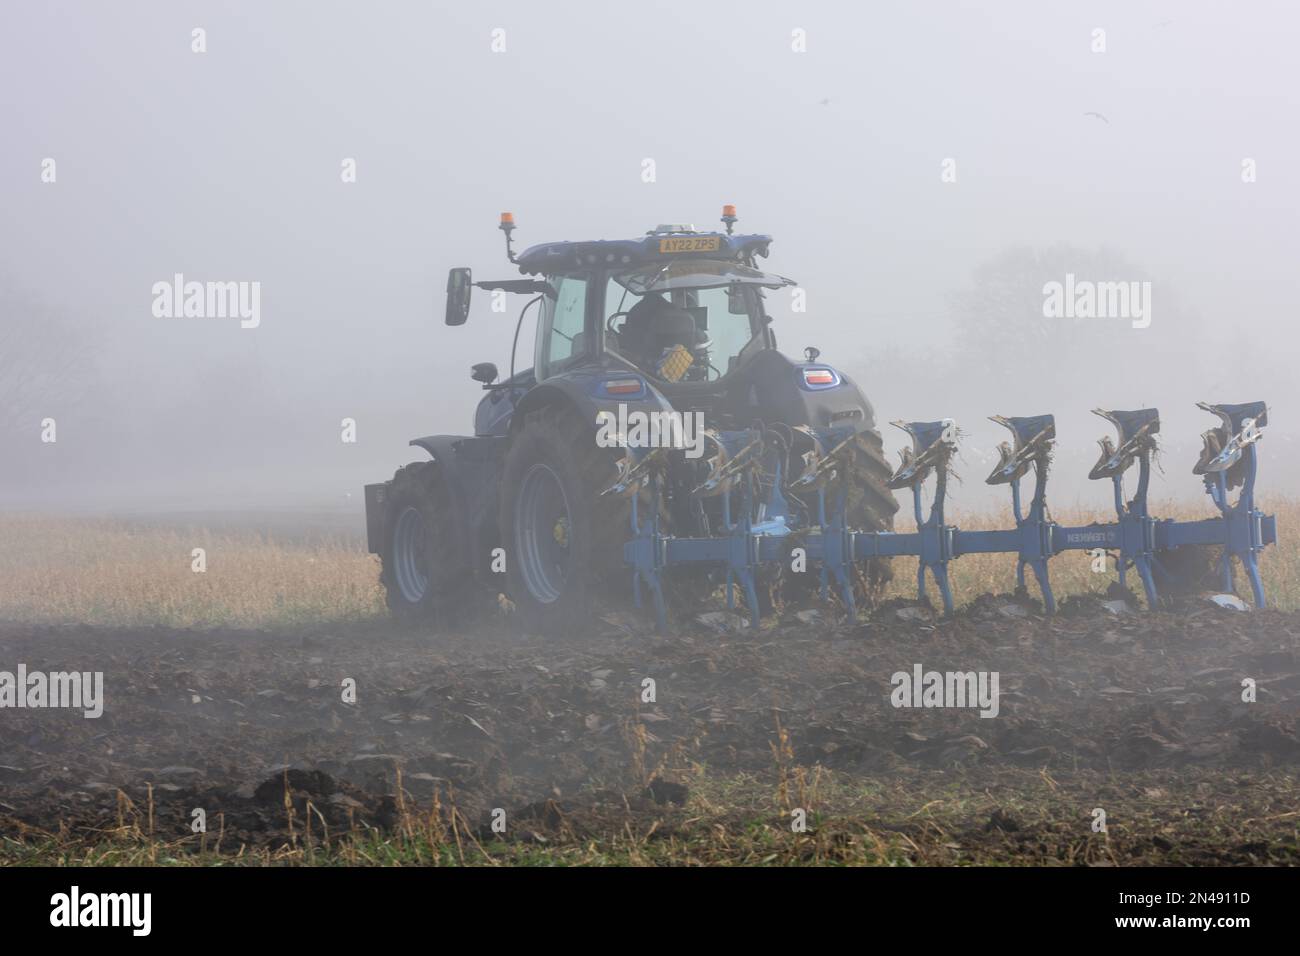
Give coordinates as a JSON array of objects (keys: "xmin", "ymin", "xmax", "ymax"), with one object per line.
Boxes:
[{"xmin": 658, "ymin": 236, "xmax": 720, "ymax": 254}]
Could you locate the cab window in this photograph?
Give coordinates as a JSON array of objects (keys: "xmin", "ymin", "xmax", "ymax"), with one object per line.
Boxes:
[
  {"xmin": 603, "ymin": 276, "xmax": 760, "ymax": 383},
  {"xmin": 538, "ymin": 275, "xmax": 589, "ymax": 377}
]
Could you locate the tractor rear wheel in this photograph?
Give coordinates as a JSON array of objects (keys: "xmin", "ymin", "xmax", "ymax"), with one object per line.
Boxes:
[
  {"xmin": 848, "ymin": 426, "xmax": 900, "ymax": 600},
  {"xmin": 380, "ymin": 461, "xmax": 476, "ymax": 627},
  {"xmin": 773, "ymin": 426, "xmax": 899, "ymax": 613},
  {"xmin": 499, "ymin": 406, "xmax": 627, "ymax": 636}
]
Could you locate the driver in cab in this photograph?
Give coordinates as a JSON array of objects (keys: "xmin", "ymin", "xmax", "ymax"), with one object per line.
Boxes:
[{"xmin": 617, "ymin": 292, "xmax": 709, "ymax": 382}]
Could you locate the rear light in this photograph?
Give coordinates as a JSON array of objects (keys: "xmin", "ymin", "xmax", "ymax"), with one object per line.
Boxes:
[
  {"xmin": 604, "ymin": 378, "xmax": 643, "ymax": 395},
  {"xmin": 802, "ymin": 368, "xmax": 838, "ymax": 387}
]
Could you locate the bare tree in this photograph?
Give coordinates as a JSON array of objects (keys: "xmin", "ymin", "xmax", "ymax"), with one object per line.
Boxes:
[{"xmin": 948, "ymin": 243, "xmax": 1209, "ymax": 410}]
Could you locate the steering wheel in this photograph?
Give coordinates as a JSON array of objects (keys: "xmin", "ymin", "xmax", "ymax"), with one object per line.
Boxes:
[{"xmin": 605, "ymin": 311, "xmax": 630, "ymax": 334}]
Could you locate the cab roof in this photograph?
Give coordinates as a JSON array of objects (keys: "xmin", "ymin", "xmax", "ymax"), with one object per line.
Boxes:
[{"xmin": 514, "ymin": 231, "xmax": 774, "ymax": 276}]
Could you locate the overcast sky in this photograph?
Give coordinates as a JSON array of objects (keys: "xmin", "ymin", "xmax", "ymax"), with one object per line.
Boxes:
[{"xmin": 2, "ymin": 0, "xmax": 1296, "ymax": 513}]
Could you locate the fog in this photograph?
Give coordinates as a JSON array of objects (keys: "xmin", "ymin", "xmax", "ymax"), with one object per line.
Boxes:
[{"xmin": 2, "ymin": 0, "xmax": 1297, "ymax": 519}]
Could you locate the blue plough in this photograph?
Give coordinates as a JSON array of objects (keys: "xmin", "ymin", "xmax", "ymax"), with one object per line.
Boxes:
[{"xmin": 618, "ymin": 402, "xmax": 1278, "ymax": 630}]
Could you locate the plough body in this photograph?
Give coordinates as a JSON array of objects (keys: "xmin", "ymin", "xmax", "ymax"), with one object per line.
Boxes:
[{"xmin": 621, "ymin": 402, "xmax": 1278, "ymax": 629}]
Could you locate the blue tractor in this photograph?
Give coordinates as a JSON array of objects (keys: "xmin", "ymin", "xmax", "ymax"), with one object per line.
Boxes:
[
  {"xmin": 365, "ymin": 208, "xmax": 1278, "ymax": 633},
  {"xmin": 364, "ymin": 207, "xmax": 900, "ymax": 634}
]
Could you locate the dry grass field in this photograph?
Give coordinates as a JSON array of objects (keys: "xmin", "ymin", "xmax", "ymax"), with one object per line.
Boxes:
[
  {"xmin": 0, "ymin": 498, "xmax": 1294, "ymax": 628},
  {"xmin": 0, "ymin": 514, "xmax": 384, "ymax": 628}
]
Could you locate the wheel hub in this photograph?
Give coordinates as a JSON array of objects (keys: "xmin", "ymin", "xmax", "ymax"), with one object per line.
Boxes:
[
  {"xmin": 515, "ymin": 463, "xmax": 573, "ymax": 604},
  {"xmin": 392, "ymin": 506, "xmax": 430, "ymax": 603}
]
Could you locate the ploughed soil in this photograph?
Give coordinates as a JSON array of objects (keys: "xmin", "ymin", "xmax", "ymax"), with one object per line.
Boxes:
[{"xmin": 2, "ymin": 595, "xmax": 1298, "ymax": 864}]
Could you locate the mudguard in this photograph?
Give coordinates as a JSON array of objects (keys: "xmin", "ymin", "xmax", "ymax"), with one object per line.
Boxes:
[
  {"xmin": 718, "ymin": 349, "xmax": 879, "ymax": 433},
  {"xmin": 510, "ymin": 367, "xmax": 676, "ymax": 435},
  {"xmin": 366, "ymin": 435, "xmax": 507, "ymax": 579}
]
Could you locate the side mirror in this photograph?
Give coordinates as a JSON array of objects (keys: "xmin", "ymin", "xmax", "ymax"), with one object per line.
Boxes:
[
  {"xmin": 471, "ymin": 362, "xmax": 499, "ymax": 385},
  {"xmin": 446, "ymin": 267, "xmax": 473, "ymax": 326}
]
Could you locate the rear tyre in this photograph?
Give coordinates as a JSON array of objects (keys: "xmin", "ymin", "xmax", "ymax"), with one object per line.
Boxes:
[
  {"xmin": 380, "ymin": 461, "xmax": 476, "ymax": 627},
  {"xmin": 848, "ymin": 427, "xmax": 900, "ymax": 602},
  {"xmin": 778, "ymin": 426, "xmax": 899, "ymax": 612},
  {"xmin": 499, "ymin": 407, "xmax": 626, "ymax": 636}
]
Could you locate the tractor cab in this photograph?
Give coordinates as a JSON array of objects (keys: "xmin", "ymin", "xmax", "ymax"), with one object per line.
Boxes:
[
  {"xmin": 521, "ymin": 252, "xmax": 795, "ymax": 397},
  {"xmin": 599, "ymin": 254, "xmax": 794, "ymax": 386},
  {"xmin": 446, "ymin": 211, "xmax": 796, "ymax": 400}
]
